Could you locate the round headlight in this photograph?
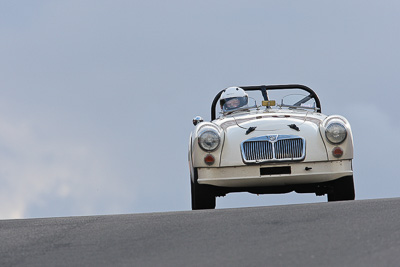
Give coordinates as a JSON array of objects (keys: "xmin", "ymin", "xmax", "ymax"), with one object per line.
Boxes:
[
  {"xmin": 325, "ymin": 123, "xmax": 347, "ymax": 144},
  {"xmin": 198, "ymin": 130, "xmax": 220, "ymax": 151}
]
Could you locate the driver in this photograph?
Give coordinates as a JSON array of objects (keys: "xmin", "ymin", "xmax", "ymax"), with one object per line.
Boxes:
[{"xmin": 220, "ymin": 87, "xmax": 248, "ymax": 111}]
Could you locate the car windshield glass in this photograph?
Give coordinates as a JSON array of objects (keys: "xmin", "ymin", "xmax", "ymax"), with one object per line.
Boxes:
[
  {"xmin": 261, "ymin": 89, "xmax": 318, "ymax": 111},
  {"xmin": 216, "ymin": 87, "xmax": 319, "ymax": 117},
  {"xmin": 278, "ymin": 93, "xmax": 317, "ymax": 110},
  {"xmin": 212, "ymin": 85, "xmax": 321, "ymax": 120}
]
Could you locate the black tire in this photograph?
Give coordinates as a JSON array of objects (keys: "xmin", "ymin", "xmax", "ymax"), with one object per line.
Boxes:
[
  {"xmin": 191, "ymin": 177, "xmax": 216, "ymax": 210},
  {"xmin": 327, "ymin": 175, "xmax": 355, "ymax": 202}
]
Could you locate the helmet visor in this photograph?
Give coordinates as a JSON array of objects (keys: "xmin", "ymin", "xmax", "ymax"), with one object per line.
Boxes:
[{"xmin": 221, "ymin": 96, "xmax": 248, "ymax": 112}]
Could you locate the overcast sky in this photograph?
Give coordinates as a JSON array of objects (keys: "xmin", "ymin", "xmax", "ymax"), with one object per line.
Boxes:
[{"xmin": 1, "ymin": 1, "xmax": 400, "ymax": 219}]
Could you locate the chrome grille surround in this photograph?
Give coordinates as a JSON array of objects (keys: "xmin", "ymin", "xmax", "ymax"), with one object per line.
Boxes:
[{"xmin": 241, "ymin": 135, "xmax": 306, "ymax": 163}]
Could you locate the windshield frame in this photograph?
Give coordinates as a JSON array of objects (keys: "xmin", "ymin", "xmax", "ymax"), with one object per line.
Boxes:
[{"xmin": 211, "ymin": 84, "xmax": 321, "ymax": 120}]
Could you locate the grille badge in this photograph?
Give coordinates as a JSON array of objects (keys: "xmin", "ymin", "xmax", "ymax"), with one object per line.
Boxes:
[{"xmin": 268, "ymin": 135, "xmax": 277, "ymax": 142}]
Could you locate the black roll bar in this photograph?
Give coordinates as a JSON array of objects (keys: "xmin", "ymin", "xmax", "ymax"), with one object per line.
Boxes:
[{"xmin": 211, "ymin": 84, "xmax": 322, "ymax": 120}]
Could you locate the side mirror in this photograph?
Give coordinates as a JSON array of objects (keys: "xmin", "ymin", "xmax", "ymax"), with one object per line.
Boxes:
[{"xmin": 192, "ymin": 116, "xmax": 204, "ymax": 126}]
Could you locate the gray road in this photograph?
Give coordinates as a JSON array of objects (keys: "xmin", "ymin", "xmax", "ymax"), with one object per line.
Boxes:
[{"xmin": 1, "ymin": 198, "xmax": 400, "ymax": 266}]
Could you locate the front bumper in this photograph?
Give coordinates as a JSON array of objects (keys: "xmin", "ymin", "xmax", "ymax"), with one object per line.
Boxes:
[{"xmin": 197, "ymin": 160, "xmax": 352, "ymax": 187}]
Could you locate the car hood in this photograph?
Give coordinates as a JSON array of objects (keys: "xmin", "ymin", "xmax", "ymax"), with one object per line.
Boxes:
[
  {"xmin": 216, "ymin": 111, "xmax": 325, "ymax": 131},
  {"xmin": 213, "ymin": 111, "xmax": 329, "ymax": 166}
]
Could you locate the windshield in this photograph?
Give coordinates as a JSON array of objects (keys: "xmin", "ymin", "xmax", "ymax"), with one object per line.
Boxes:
[
  {"xmin": 216, "ymin": 87, "xmax": 319, "ymax": 117},
  {"xmin": 269, "ymin": 90, "xmax": 317, "ymax": 110}
]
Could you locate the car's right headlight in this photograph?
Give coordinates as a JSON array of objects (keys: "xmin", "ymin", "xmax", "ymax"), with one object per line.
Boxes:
[
  {"xmin": 325, "ymin": 122, "xmax": 347, "ymax": 144},
  {"xmin": 198, "ymin": 130, "xmax": 220, "ymax": 151}
]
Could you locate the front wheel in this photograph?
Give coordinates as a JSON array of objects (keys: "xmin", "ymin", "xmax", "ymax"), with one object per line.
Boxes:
[
  {"xmin": 327, "ymin": 175, "xmax": 355, "ymax": 202},
  {"xmin": 191, "ymin": 179, "xmax": 216, "ymax": 210}
]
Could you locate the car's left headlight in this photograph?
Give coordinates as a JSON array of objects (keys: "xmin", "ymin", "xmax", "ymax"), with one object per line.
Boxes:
[
  {"xmin": 198, "ymin": 130, "xmax": 220, "ymax": 151},
  {"xmin": 325, "ymin": 122, "xmax": 347, "ymax": 144}
]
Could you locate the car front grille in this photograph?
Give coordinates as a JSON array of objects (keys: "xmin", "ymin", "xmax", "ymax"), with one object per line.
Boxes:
[{"xmin": 241, "ymin": 135, "xmax": 305, "ymax": 163}]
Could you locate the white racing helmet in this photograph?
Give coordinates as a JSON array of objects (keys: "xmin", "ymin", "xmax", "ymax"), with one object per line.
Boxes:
[{"xmin": 220, "ymin": 87, "xmax": 248, "ymax": 112}]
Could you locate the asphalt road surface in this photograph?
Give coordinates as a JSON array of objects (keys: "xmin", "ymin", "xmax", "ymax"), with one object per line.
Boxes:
[{"xmin": 1, "ymin": 198, "xmax": 400, "ymax": 266}]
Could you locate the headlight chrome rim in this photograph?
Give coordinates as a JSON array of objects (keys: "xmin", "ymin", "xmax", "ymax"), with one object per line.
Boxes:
[
  {"xmin": 325, "ymin": 122, "xmax": 347, "ymax": 144},
  {"xmin": 198, "ymin": 130, "xmax": 220, "ymax": 151}
]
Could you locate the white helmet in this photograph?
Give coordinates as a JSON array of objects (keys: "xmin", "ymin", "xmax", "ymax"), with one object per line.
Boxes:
[{"xmin": 220, "ymin": 87, "xmax": 248, "ymax": 112}]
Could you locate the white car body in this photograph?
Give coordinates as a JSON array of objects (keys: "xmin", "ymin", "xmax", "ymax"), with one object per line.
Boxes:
[{"xmin": 189, "ymin": 85, "xmax": 355, "ymax": 209}]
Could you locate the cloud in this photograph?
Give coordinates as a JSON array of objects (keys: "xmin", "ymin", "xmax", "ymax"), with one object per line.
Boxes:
[
  {"xmin": 0, "ymin": 114, "xmax": 128, "ymax": 219},
  {"xmin": 1, "ymin": 1, "xmax": 400, "ymax": 218}
]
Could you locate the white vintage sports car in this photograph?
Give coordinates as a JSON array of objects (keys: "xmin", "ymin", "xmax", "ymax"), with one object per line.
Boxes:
[{"xmin": 188, "ymin": 84, "xmax": 355, "ymax": 210}]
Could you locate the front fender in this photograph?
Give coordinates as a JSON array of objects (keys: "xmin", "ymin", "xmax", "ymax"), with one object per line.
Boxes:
[
  {"xmin": 190, "ymin": 122, "xmax": 225, "ymax": 169},
  {"xmin": 320, "ymin": 115, "xmax": 354, "ymax": 160}
]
